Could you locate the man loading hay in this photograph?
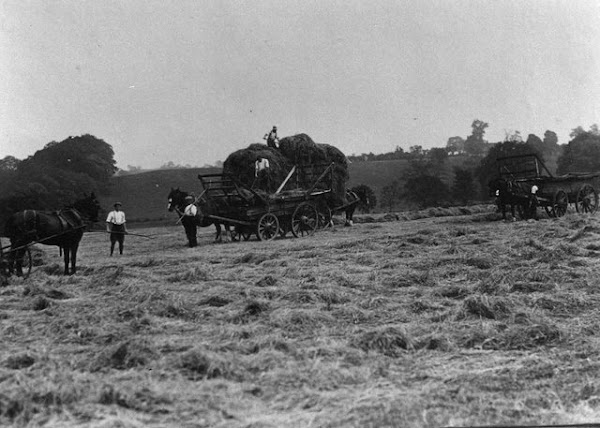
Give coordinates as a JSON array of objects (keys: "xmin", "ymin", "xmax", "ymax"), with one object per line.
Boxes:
[{"xmin": 254, "ymin": 156, "xmax": 271, "ymax": 191}]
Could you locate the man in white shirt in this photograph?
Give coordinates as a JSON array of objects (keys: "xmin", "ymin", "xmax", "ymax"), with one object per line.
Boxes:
[
  {"xmin": 106, "ymin": 202, "xmax": 127, "ymax": 255},
  {"xmin": 254, "ymin": 157, "xmax": 271, "ymax": 191},
  {"xmin": 182, "ymin": 195, "xmax": 198, "ymax": 247},
  {"xmin": 529, "ymin": 184, "xmax": 539, "ymax": 220}
]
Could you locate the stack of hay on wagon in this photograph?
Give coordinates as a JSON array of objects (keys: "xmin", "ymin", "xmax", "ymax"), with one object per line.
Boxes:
[{"xmin": 222, "ymin": 133, "xmax": 349, "ymax": 208}]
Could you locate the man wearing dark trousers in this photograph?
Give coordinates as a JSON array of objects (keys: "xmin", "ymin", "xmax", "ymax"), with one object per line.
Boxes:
[
  {"xmin": 182, "ymin": 196, "xmax": 198, "ymax": 247},
  {"xmin": 106, "ymin": 202, "xmax": 127, "ymax": 255}
]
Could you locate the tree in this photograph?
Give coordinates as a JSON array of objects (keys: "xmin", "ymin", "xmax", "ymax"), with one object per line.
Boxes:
[
  {"xmin": 429, "ymin": 148, "xmax": 448, "ymax": 167},
  {"xmin": 409, "ymin": 145, "xmax": 423, "ymax": 156},
  {"xmin": 570, "ymin": 126, "xmax": 587, "ymax": 139},
  {"xmin": 452, "ymin": 167, "xmax": 477, "ymax": 205},
  {"xmin": 0, "ymin": 156, "xmax": 20, "ymax": 172},
  {"xmin": 464, "ymin": 119, "xmax": 489, "ymax": 157},
  {"xmin": 380, "ymin": 181, "xmax": 400, "ymax": 212},
  {"xmin": 404, "ymin": 175, "xmax": 448, "ymax": 208},
  {"xmin": 446, "ymin": 136, "xmax": 465, "ymax": 155},
  {"xmin": 543, "ymin": 130, "xmax": 559, "ymax": 154},
  {"xmin": 351, "ymin": 184, "xmax": 377, "ymax": 213},
  {"xmin": 557, "ymin": 130, "xmax": 600, "ymax": 175},
  {"xmin": 19, "ymin": 135, "xmax": 117, "ymax": 191},
  {"xmin": 0, "ymin": 134, "xmax": 118, "ymax": 224}
]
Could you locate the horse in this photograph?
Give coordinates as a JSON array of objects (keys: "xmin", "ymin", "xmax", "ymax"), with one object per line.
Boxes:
[
  {"xmin": 167, "ymin": 188, "xmax": 233, "ymax": 242},
  {"xmin": 324, "ymin": 190, "xmax": 360, "ymax": 227},
  {"xmin": 488, "ymin": 178, "xmax": 531, "ymax": 220},
  {"xmin": 4, "ymin": 193, "xmax": 101, "ymax": 276},
  {"xmin": 342, "ymin": 190, "xmax": 360, "ymax": 226}
]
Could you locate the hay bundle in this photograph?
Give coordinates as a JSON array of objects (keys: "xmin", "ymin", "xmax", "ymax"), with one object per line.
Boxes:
[{"xmin": 222, "ymin": 134, "xmax": 349, "ymax": 206}]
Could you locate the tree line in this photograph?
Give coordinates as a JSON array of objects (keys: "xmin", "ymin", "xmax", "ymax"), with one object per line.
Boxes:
[
  {"xmin": 352, "ymin": 120, "xmax": 600, "ymax": 213},
  {"xmin": 0, "ymin": 135, "xmax": 117, "ymax": 225}
]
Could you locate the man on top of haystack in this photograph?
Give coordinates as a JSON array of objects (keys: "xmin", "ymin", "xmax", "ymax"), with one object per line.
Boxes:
[{"xmin": 263, "ymin": 125, "xmax": 279, "ymax": 149}]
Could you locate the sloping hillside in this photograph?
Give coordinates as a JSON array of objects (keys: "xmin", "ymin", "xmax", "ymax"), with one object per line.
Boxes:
[{"xmin": 100, "ymin": 167, "xmax": 221, "ymax": 223}]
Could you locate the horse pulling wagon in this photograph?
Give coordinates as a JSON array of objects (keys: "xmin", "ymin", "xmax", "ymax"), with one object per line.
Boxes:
[
  {"xmin": 198, "ymin": 163, "xmax": 338, "ymax": 241},
  {"xmin": 496, "ymin": 154, "xmax": 600, "ymax": 218}
]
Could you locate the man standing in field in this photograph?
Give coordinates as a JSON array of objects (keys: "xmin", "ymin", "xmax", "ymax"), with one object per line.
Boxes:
[
  {"xmin": 182, "ymin": 195, "xmax": 198, "ymax": 248},
  {"xmin": 106, "ymin": 202, "xmax": 127, "ymax": 256}
]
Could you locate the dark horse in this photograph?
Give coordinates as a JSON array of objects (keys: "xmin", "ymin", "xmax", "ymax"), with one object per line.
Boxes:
[
  {"xmin": 341, "ymin": 189, "xmax": 360, "ymax": 226},
  {"xmin": 488, "ymin": 178, "xmax": 533, "ymax": 220},
  {"xmin": 167, "ymin": 188, "xmax": 232, "ymax": 242},
  {"xmin": 4, "ymin": 193, "xmax": 101, "ymax": 275}
]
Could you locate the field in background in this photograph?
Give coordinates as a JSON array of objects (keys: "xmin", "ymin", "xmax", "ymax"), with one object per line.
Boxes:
[
  {"xmin": 102, "ymin": 156, "xmax": 471, "ymax": 223},
  {"xmin": 2, "ymin": 210, "xmax": 600, "ymax": 426}
]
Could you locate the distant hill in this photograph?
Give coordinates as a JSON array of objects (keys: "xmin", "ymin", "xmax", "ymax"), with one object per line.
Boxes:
[
  {"xmin": 99, "ymin": 167, "xmax": 221, "ymax": 224},
  {"xmin": 102, "ymin": 156, "xmax": 476, "ymax": 224}
]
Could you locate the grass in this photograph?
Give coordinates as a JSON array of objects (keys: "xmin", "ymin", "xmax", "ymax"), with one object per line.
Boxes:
[{"xmin": 2, "ymin": 210, "xmax": 600, "ymax": 426}]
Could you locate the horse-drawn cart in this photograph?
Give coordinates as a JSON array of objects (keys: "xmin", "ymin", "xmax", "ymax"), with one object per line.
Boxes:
[
  {"xmin": 197, "ymin": 163, "xmax": 336, "ymax": 241},
  {"xmin": 497, "ymin": 154, "xmax": 600, "ymax": 217}
]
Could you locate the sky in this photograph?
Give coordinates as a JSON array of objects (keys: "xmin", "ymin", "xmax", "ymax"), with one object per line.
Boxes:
[{"xmin": 1, "ymin": 0, "xmax": 600, "ymax": 169}]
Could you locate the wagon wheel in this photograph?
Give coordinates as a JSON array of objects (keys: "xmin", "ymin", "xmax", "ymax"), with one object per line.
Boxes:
[
  {"xmin": 551, "ymin": 190, "xmax": 569, "ymax": 217},
  {"xmin": 291, "ymin": 202, "xmax": 318, "ymax": 238},
  {"xmin": 317, "ymin": 207, "xmax": 332, "ymax": 229},
  {"xmin": 257, "ymin": 213, "xmax": 279, "ymax": 241},
  {"xmin": 576, "ymin": 184, "xmax": 599, "ymax": 214}
]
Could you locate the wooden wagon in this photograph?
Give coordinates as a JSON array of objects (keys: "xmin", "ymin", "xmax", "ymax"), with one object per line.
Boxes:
[
  {"xmin": 197, "ymin": 163, "xmax": 336, "ymax": 241},
  {"xmin": 497, "ymin": 154, "xmax": 600, "ymax": 217}
]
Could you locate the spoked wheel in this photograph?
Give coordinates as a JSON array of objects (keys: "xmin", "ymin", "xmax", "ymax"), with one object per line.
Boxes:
[
  {"xmin": 576, "ymin": 184, "xmax": 599, "ymax": 214},
  {"xmin": 551, "ymin": 190, "xmax": 569, "ymax": 217},
  {"xmin": 257, "ymin": 213, "xmax": 280, "ymax": 241},
  {"xmin": 317, "ymin": 207, "xmax": 333, "ymax": 229},
  {"xmin": 291, "ymin": 202, "xmax": 318, "ymax": 238}
]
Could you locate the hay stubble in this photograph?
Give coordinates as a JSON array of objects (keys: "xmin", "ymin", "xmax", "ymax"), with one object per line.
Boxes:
[{"xmin": 2, "ymin": 213, "xmax": 600, "ymax": 426}]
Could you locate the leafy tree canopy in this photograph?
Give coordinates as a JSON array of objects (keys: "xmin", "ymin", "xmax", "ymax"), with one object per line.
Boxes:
[
  {"xmin": 19, "ymin": 135, "xmax": 117, "ymax": 187},
  {"xmin": 0, "ymin": 134, "xmax": 117, "ymax": 223},
  {"xmin": 452, "ymin": 167, "xmax": 478, "ymax": 205},
  {"xmin": 404, "ymin": 175, "xmax": 448, "ymax": 209},
  {"xmin": 557, "ymin": 127, "xmax": 600, "ymax": 175}
]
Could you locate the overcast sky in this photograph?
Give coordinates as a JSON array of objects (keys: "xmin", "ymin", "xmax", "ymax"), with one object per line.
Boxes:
[{"xmin": 2, "ymin": 1, "xmax": 600, "ymax": 169}]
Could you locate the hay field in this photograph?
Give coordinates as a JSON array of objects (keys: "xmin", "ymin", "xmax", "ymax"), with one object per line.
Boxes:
[{"xmin": 2, "ymin": 210, "xmax": 600, "ymax": 427}]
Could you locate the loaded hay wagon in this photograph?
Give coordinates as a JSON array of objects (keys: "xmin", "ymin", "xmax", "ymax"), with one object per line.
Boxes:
[
  {"xmin": 197, "ymin": 162, "xmax": 337, "ymax": 241},
  {"xmin": 497, "ymin": 154, "xmax": 600, "ymax": 217}
]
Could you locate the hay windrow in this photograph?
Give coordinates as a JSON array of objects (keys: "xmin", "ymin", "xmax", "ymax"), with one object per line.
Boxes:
[
  {"xmin": 88, "ymin": 339, "xmax": 158, "ymax": 371},
  {"xmin": 350, "ymin": 326, "xmax": 414, "ymax": 356}
]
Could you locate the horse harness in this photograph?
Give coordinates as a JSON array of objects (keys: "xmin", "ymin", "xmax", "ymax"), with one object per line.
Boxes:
[{"xmin": 19, "ymin": 209, "xmax": 83, "ymax": 241}]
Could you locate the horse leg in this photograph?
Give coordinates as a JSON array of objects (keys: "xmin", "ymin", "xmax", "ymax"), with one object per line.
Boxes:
[
  {"xmin": 214, "ymin": 223, "xmax": 222, "ymax": 242},
  {"xmin": 223, "ymin": 224, "xmax": 232, "ymax": 242},
  {"xmin": 63, "ymin": 246, "xmax": 71, "ymax": 275},
  {"xmin": 70, "ymin": 243, "xmax": 80, "ymax": 274}
]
